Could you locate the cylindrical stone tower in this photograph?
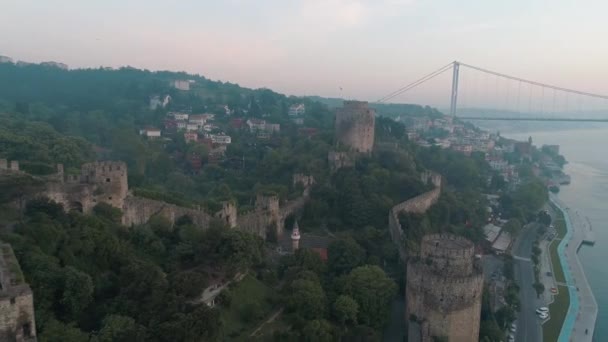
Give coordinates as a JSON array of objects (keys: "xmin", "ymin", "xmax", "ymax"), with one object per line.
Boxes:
[{"xmin": 406, "ymin": 234, "xmax": 483, "ymax": 342}]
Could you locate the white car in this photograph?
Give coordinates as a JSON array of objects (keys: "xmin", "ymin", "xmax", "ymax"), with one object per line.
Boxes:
[
  {"xmin": 536, "ymin": 306, "xmax": 549, "ymax": 313},
  {"xmin": 538, "ymin": 312, "xmax": 549, "ymax": 320},
  {"xmin": 508, "ymin": 334, "xmax": 515, "ymax": 342},
  {"xmin": 510, "ymin": 322, "xmax": 517, "ymax": 333}
]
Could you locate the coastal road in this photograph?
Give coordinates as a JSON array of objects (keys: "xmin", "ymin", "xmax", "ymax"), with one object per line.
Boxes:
[{"xmin": 513, "ymin": 223, "xmax": 542, "ymax": 342}]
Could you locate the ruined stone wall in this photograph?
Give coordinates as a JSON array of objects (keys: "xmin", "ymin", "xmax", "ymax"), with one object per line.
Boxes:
[
  {"xmin": 387, "ymin": 172, "xmax": 443, "ymax": 263},
  {"xmin": 335, "ymin": 101, "xmax": 375, "ymax": 153},
  {"xmin": 0, "ymin": 291, "xmax": 36, "ymax": 342},
  {"xmin": 38, "ymin": 161, "xmax": 128, "ymax": 214},
  {"xmin": 328, "ymin": 151, "xmax": 354, "ymax": 172},
  {"xmin": 0, "ymin": 159, "xmax": 20, "ymax": 172},
  {"xmin": 121, "ymin": 196, "xmax": 212, "ymax": 228},
  {"xmin": 0, "ymin": 244, "xmax": 36, "ymax": 341},
  {"xmin": 215, "ymin": 202, "xmax": 237, "ymax": 228},
  {"xmin": 237, "ymin": 211, "xmax": 276, "ymax": 238}
]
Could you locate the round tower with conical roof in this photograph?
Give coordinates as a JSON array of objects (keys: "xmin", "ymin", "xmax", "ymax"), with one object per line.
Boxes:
[{"xmin": 291, "ymin": 220, "xmax": 301, "ymax": 252}]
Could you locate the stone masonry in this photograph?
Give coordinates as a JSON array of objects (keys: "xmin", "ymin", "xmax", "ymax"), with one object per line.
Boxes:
[
  {"xmin": 0, "ymin": 244, "xmax": 36, "ymax": 341},
  {"xmin": 24, "ymin": 161, "xmax": 313, "ymax": 240},
  {"xmin": 334, "ymin": 101, "xmax": 375, "ymax": 153},
  {"xmin": 406, "ymin": 234, "xmax": 483, "ymax": 342}
]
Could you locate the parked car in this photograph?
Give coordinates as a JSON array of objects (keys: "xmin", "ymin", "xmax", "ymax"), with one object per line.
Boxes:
[{"xmin": 510, "ymin": 322, "xmax": 517, "ymax": 333}]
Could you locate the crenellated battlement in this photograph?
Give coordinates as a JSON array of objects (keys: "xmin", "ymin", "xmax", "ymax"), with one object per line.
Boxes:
[
  {"xmin": 406, "ymin": 233, "xmax": 483, "ymax": 341},
  {"xmin": 335, "ymin": 101, "xmax": 375, "ymax": 153},
  {"xmin": 0, "ymin": 159, "xmax": 20, "ymax": 172},
  {"xmin": 420, "ymin": 234, "xmax": 475, "ymax": 259}
]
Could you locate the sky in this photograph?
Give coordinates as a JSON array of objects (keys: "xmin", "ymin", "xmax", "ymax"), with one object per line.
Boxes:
[{"xmin": 2, "ymin": 0, "xmax": 608, "ymax": 108}]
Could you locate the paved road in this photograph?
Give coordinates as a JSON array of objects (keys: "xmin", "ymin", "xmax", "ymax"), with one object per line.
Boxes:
[{"xmin": 513, "ymin": 224, "xmax": 542, "ymax": 342}]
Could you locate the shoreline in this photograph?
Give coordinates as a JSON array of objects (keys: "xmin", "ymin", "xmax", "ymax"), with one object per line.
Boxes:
[{"xmin": 549, "ymin": 194, "xmax": 597, "ymax": 341}]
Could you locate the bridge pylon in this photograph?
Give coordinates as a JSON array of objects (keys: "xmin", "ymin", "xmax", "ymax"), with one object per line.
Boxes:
[{"xmin": 449, "ymin": 61, "xmax": 460, "ymax": 117}]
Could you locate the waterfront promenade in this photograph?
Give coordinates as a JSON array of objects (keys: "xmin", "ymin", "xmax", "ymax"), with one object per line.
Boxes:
[{"xmin": 550, "ymin": 194, "xmax": 597, "ymax": 342}]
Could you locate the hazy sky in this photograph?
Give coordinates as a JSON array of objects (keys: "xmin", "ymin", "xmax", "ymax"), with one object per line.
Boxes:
[{"xmin": 2, "ymin": 0, "xmax": 608, "ymax": 108}]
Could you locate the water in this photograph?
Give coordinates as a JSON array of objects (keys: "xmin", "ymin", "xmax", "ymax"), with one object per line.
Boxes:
[{"xmin": 479, "ymin": 121, "xmax": 608, "ymax": 340}]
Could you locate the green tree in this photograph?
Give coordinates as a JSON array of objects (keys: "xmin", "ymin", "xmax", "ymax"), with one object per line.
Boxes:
[
  {"xmin": 328, "ymin": 238, "xmax": 366, "ymax": 276},
  {"xmin": 343, "ymin": 265, "xmax": 397, "ymax": 328},
  {"xmin": 301, "ymin": 319, "xmax": 335, "ymax": 342},
  {"xmin": 39, "ymin": 319, "xmax": 89, "ymax": 342},
  {"xmin": 333, "ymin": 295, "xmax": 359, "ymax": 326},
  {"xmin": 92, "ymin": 315, "xmax": 147, "ymax": 342},
  {"xmin": 61, "ymin": 266, "xmax": 94, "ymax": 320},
  {"xmin": 286, "ymin": 278, "xmax": 326, "ymax": 320}
]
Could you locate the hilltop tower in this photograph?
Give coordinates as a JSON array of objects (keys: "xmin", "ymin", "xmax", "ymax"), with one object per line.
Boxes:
[
  {"xmin": 334, "ymin": 101, "xmax": 375, "ymax": 153},
  {"xmin": 79, "ymin": 161, "xmax": 128, "ymax": 212},
  {"xmin": 291, "ymin": 220, "xmax": 301, "ymax": 251},
  {"xmin": 406, "ymin": 234, "xmax": 483, "ymax": 342}
]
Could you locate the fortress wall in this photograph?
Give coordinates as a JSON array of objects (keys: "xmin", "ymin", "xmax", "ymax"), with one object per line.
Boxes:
[
  {"xmin": 388, "ymin": 172, "xmax": 442, "ymax": 263},
  {"xmin": 237, "ymin": 211, "xmax": 273, "ymax": 238},
  {"xmin": 122, "ymin": 196, "xmax": 212, "ymax": 228},
  {"xmin": 0, "ymin": 290, "xmax": 36, "ymax": 342}
]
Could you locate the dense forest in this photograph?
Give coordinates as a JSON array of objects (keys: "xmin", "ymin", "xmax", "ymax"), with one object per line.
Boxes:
[{"xmin": 0, "ymin": 61, "xmax": 547, "ymax": 341}]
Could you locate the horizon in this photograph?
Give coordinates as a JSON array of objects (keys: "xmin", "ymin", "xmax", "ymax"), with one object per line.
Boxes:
[{"xmin": 3, "ymin": 0, "xmax": 608, "ymax": 108}]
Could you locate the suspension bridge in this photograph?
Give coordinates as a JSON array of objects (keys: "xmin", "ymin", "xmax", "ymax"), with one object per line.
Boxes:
[{"xmin": 377, "ymin": 61, "xmax": 608, "ymax": 122}]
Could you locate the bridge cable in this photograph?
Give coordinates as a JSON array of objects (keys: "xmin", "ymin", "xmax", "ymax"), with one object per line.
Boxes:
[
  {"xmin": 459, "ymin": 62, "xmax": 608, "ymax": 100},
  {"xmin": 376, "ymin": 62, "xmax": 454, "ymax": 103}
]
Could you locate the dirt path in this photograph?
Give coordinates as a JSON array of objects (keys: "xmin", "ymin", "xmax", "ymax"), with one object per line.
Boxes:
[{"xmin": 249, "ymin": 307, "xmax": 284, "ymax": 337}]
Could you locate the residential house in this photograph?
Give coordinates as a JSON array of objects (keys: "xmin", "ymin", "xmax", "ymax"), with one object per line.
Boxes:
[
  {"xmin": 189, "ymin": 114, "xmax": 207, "ymax": 128},
  {"xmin": 210, "ymin": 134, "xmax": 231, "ymax": 145},
  {"xmin": 288, "ymin": 103, "xmax": 306, "ymax": 116},
  {"xmin": 169, "ymin": 112, "xmax": 190, "ymax": 121},
  {"xmin": 172, "ymin": 80, "xmax": 190, "ymax": 91},
  {"xmin": 186, "ymin": 123, "xmax": 199, "ymax": 132},
  {"xmin": 139, "ymin": 127, "xmax": 161, "ymax": 139},
  {"xmin": 184, "ymin": 132, "xmax": 198, "ymax": 143},
  {"xmin": 247, "ymin": 119, "xmax": 266, "ymax": 131}
]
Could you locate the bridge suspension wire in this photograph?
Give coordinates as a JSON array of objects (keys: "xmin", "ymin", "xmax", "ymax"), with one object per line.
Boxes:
[
  {"xmin": 458, "ymin": 62, "xmax": 608, "ymax": 100},
  {"xmin": 376, "ymin": 62, "xmax": 454, "ymax": 103}
]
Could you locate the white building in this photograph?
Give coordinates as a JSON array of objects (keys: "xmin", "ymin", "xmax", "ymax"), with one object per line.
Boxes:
[
  {"xmin": 176, "ymin": 121, "xmax": 187, "ymax": 130},
  {"xmin": 186, "ymin": 123, "xmax": 199, "ymax": 131},
  {"xmin": 189, "ymin": 114, "xmax": 206, "ymax": 126},
  {"xmin": 288, "ymin": 104, "xmax": 306, "ymax": 116},
  {"xmin": 169, "ymin": 112, "xmax": 189, "ymax": 121},
  {"xmin": 139, "ymin": 128, "xmax": 161, "ymax": 139},
  {"xmin": 247, "ymin": 119, "xmax": 266, "ymax": 131},
  {"xmin": 488, "ymin": 158, "xmax": 508, "ymax": 171},
  {"xmin": 172, "ymin": 80, "xmax": 190, "ymax": 91},
  {"xmin": 210, "ymin": 134, "xmax": 232, "ymax": 145}
]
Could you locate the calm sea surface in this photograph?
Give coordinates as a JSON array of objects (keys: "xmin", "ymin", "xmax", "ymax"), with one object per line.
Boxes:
[{"xmin": 479, "ymin": 121, "xmax": 608, "ymax": 340}]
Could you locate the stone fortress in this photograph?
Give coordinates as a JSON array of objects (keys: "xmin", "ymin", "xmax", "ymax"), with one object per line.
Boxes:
[
  {"xmin": 329, "ymin": 101, "xmax": 376, "ymax": 171},
  {"xmin": 1, "ymin": 158, "xmax": 314, "ymax": 240},
  {"xmin": 0, "ymin": 243, "xmax": 36, "ymax": 341},
  {"xmin": 334, "ymin": 100, "xmax": 375, "ymax": 153},
  {"xmin": 406, "ymin": 234, "xmax": 484, "ymax": 342},
  {"xmin": 387, "ymin": 171, "xmax": 483, "ymax": 342}
]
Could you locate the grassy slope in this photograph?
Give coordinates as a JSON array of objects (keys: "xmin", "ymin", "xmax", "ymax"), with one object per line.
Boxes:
[
  {"xmin": 543, "ymin": 206, "xmax": 569, "ymax": 342},
  {"xmin": 219, "ymin": 274, "xmax": 275, "ymax": 340}
]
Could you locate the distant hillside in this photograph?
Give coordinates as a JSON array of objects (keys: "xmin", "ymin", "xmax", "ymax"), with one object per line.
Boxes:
[{"xmin": 308, "ymin": 95, "xmax": 444, "ymax": 119}]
